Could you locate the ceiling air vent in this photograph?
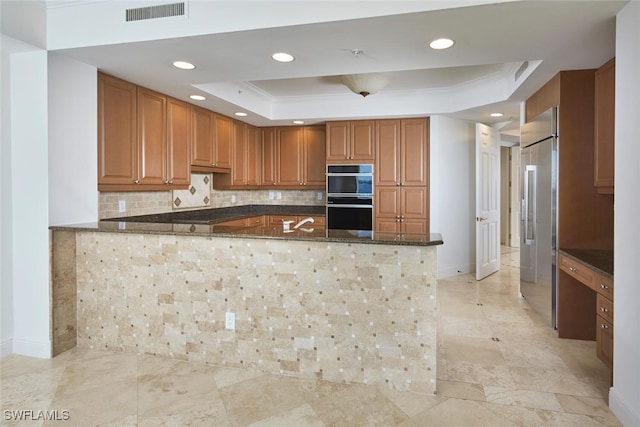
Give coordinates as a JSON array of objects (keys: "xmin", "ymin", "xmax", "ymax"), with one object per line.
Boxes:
[
  {"xmin": 126, "ymin": 2, "xmax": 185, "ymax": 22},
  {"xmin": 514, "ymin": 61, "xmax": 529, "ymax": 82}
]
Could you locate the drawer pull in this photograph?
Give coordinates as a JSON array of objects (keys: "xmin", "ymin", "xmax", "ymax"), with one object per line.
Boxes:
[
  {"xmin": 601, "ymin": 324, "xmax": 609, "ymax": 329},
  {"xmin": 568, "ymin": 266, "xmax": 577, "ymax": 272},
  {"xmin": 600, "ymin": 284, "xmax": 609, "ymax": 290},
  {"xmin": 600, "ymin": 307, "xmax": 609, "ymax": 313}
]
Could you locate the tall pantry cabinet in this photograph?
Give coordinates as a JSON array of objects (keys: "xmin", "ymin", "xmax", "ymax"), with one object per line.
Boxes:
[{"xmin": 374, "ymin": 118, "xmax": 430, "ymax": 234}]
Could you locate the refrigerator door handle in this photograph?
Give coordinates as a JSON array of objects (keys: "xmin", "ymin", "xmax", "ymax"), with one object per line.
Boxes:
[{"xmin": 524, "ymin": 165, "xmax": 537, "ymax": 245}]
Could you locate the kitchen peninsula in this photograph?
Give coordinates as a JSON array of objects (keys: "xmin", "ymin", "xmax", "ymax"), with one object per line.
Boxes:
[{"xmin": 50, "ymin": 205, "xmax": 443, "ymax": 393}]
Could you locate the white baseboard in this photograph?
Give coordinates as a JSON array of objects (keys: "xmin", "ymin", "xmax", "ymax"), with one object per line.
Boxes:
[
  {"xmin": 0, "ymin": 338, "xmax": 12, "ymax": 358},
  {"xmin": 438, "ymin": 264, "xmax": 474, "ymax": 279},
  {"xmin": 12, "ymin": 338, "xmax": 51, "ymax": 359},
  {"xmin": 609, "ymin": 386, "xmax": 640, "ymax": 427}
]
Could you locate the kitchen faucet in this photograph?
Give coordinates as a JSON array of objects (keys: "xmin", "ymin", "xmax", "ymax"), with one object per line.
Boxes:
[{"xmin": 293, "ymin": 217, "xmax": 315, "ymax": 229}]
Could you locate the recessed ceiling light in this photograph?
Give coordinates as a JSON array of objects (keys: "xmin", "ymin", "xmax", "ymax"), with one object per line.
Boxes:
[
  {"xmin": 293, "ymin": 120, "xmax": 304, "ymax": 124},
  {"xmin": 189, "ymin": 95, "xmax": 206, "ymax": 101},
  {"xmin": 173, "ymin": 61, "xmax": 196, "ymax": 70},
  {"xmin": 272, "ymin": 52, "xmax": 295, "ymax": 63},
  {"xmin": 235, "ymin": 112, "xmax": 248, "ymax": 117},
  {"xmin": 490, "ymin": 112, "xmax": 504, "ymax": 117},
  {"xmin": 429, "ymin": 38, "xmax": 455, "ymax": 50}
]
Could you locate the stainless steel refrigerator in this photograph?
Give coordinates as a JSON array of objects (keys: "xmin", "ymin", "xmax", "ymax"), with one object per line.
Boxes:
[{"xmin": 520, "ymin": 107, "xmax": 559, "ymax": 329}]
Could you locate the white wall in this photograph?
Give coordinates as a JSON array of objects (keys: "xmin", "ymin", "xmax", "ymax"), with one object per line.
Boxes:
[
  {"xmin": 610, "ymin": 2, "xmax": 640, "ymax": 426},
  {"xmin": 0, "ymin": 35, "xmax": 51, "ymax": 358},
  {"xmin": 48, "ymin": 53, "xmax": 98, "ymax": 226},
  {"xmin": 430, "ymin": 115, "xmax": 476, "ymax": 278}
]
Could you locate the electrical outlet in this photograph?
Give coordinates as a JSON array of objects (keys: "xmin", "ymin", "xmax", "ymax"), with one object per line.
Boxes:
[
  {"xmin": 225, "ymin": 312, "xmax": 235, "ymax": 330},
  {"xmin": 276, "ymin": 192, "xmax": 282, "ymax": 200},
  {"xmin": 231, "ymin": 194, "xmax": 236, "ymax": 203},
  {"xmin": 269, "ymin": 191, "xmax": 275, "ymax": 200},
  {"xmin": 317, "ymin": 192, "xmax": 323, "ymax": 200},
  {"xmin": 118, "ymin": 200, "xmax": 126, "ymax": 213}
]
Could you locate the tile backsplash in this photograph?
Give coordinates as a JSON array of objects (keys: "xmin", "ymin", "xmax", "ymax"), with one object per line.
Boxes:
[{"xmin": 99, "ymin": 173, "xmax": 325, "ymax": 219}]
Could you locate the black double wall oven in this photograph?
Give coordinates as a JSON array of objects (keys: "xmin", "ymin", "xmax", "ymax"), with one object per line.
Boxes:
[{"xmin": 326, "ymin": 164, "xmax": 373, "ymax": 231}]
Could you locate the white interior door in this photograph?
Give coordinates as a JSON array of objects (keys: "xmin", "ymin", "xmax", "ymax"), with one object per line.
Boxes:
[{"xmin": 476, "ymin": 123, "xmax": 500, "ymax": 280}]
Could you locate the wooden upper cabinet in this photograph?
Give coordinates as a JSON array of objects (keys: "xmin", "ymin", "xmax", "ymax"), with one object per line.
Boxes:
[
  {"xmin": 191, "ymin": 109, "xmax": 232, "ymax": 170},
  {"xmin": 375, "ymin": 120, "xmax": 401, "ymax": 186},
  {"xmin": 303, "ymin": 126, "xmax": 326, "ymax": 186},
  {"xmin": 219, "ymin": 121, "xmax": 261, "ymax": 188},
  {"xmin": 401, "ymin": 118, "xmax": 429, "ymax": 187},
  {"xmin": 165, "ymin": 97, "xmax": 191, "ymax": 187},
  {"xmin": 137, "ymin": 87, "xmax": 167, "ymax": 185},
  {"xmin": 213, "ymin": 113, "xmax": 232, "ymax": 169},
  {"xmin": 98, "ymin": 73, "xmax": 191, "ymax": 191},
  {"xmin": 594, "ymin": 57, "xmax": 615, "ymax": 193},
  {"xmin": 98, "ymin": 73, "xmax": 137, "ymax": 185},
  {"xmin": 191, "ymin": 106, "xmax": 214, "ymax": 167},
  {"xmin": 277, "ymin": 127, "xmax": 304, "ymax": 186},
  {"xmin": 326, "ymin": 120, "xmax": 374, "ymax": 163},
  {"xmin": 261, "ymin": 127, "xmax": 278, "ymax": 187}
]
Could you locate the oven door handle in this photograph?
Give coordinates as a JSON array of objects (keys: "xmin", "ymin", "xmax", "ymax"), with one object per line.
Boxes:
[{"xmin": 326, "ymin": 204, "xmax": 373, "ymax": 208}]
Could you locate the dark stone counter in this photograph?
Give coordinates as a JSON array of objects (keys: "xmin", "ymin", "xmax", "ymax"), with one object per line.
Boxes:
[
  {"xmin": 559, "ymin": 248, "xmax": 614, "ymax": 277},
  {"xmin": 51, "ymin": 205, "xmax": 443, "ymax": 247}
]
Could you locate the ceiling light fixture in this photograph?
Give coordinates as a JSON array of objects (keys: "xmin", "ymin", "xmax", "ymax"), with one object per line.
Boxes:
[
  {"xmin": 341, "ymin": 73, "xmax": 390, "ymax": 97},
  {"xmin": 271, "ymin": 52, "xmax": 295, "ymax": 63},
  {"xmin": 429, "ymin": 38, "xmax": 455, "ymax": 50},
  {"xmin": 235, "ymin": 112, "xmax": 248, "ymax": 117},
  {"xmin": 490, "ymin": 112, "xmax": 504, "ymax": 117},
  {"xmin": 189, "ymin": 95, "xmax": 206, "ymax": 101},
  {"xmin": 293, "ymin": 120, "xmax": 304, "ymax": 124},
  {"xmin": 173, "ymin": 61, "xmax": 196, "ymax": 70}
]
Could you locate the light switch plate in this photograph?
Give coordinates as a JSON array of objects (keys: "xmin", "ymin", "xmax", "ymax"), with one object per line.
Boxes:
[
  {"xmin": 225, "ymin": 312, "xmax": 235, "ymax": 330},
  {"xmin": 118, "ymin": 200, "xmax": 126, "ymax": 213}
]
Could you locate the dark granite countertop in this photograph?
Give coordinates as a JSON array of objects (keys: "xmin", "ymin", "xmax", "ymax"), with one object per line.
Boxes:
[
  {"xmin": 559, "ymin": 248, "xmax": 613, "ymax": 277},
  {"xmin": 51, "ymin": 205, "xmax": 444, "ymax": 247}
]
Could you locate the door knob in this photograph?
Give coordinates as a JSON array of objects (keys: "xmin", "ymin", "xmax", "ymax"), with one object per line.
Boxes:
[{"xmin": 476, "ymin": 217, "xmax": 487, "ymax": 222}]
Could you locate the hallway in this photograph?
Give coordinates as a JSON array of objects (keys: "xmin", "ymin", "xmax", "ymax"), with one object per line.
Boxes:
[{"xmin": 0, "ymin": 247, "xmax": 621, "ymax": 426}]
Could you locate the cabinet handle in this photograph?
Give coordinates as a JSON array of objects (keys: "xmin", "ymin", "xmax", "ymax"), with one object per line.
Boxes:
[
  {"xmin": 396, "ymin": 182, "xmax": 400, "ymax": 186},
  {"xmin": 600, "ymin": 284, "xmax": 609, "ymax": 290},
  {"xmin": 601, "ymin": 324, "xmax": 609, "ymax": 329},
  {"xmin": 134, "ymin": 179, "xmax": 140, "ymax": 184},
  {"xmin": 568, "ymin": 267, "xmax": 577, "ymax": 272},
  {"xmin": 600, "ymin": 307, "xmax": 608, "ymax": 313}
]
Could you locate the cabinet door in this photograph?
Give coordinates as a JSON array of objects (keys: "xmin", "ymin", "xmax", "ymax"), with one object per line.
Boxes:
[
  {"xmin": 596, "ymin": 315, "xmax": 613, "ymax": 369},
  {"xmin": 137, "ymin": 87, "xmax": 166, "ymax": 185},
  {"xmin": 166, "ymin": 97, "xmax": 191, "ymax": 187},
  {"xmin": 326, "ymin": 121, "xmax": 350, "ymax": 162},
  {"xmin": 261, "ymin": 128, "xmax": 278, "ymax": 187},
  {"xmin": 98, "ymin": 73, "xmax": 138, "ymax": 185},
  {"xmin": 351, "ymin": 120, "xmax": 375, "ymax": 161},
  {"xmin": 278, "ymin": 127, "xmax": 303, "ymax": 186},
  {"xmin": 246, "ymin": 125, "xmax": 261, "ymax": 186},
  {"xmin": 375, "ymin": 217, "xmax": 400, "ymax": 233},
  {"xmin": 304, "ymin": 126, "xmax": 326, "ymax": 187},
  {"xmin": 191, "ymin": 106, "xmax": 214, "ymax": 167},
  {"xmin": 375, "ymin": 120, "xmax": 401, "ymax": 186},
  {"xmin": 594, "ymin": 58, "xmax": 615, "ymax": 192},
  {"xmin": 401, "ymin": 118, "xmax": 429, "ymax": 186},
  {"xmin": 401, "ymin": 186, "xmax": 428, "ymax": 219},
  {"xmin": 213, "ymin": 114, "xmax": 232, "ymax": 168},
  {"xmin": 401, "ymin": 219, "xmax": 428, "ymax": 234},
  {"xmin": 375, "ymin": 186, "xmax": 400, "ymax": 219},
  {"xmin": 231, "ymin": 121, "xmax": 247, "ymax": 186}
]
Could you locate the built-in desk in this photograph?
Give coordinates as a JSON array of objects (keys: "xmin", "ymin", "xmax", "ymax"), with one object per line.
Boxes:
[{"xmin": 558, "ymin": 249, "xmax": 614, "ymax": 370}]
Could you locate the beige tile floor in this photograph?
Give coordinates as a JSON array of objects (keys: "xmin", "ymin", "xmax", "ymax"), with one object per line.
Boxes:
[{"xmin": 1, "ymin": 247, "xmax": 622, "ymax": 426}]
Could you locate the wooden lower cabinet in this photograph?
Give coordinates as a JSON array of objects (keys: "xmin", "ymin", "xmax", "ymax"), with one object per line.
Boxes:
[
  {"xmin": 558, "ymin": 252, "xmax": 613, "ymax": 370},
  {"xmin": 596, "ymin": 315, "xmax": 613, "ymax": 368},
  {"xmin": 375, "ymin": 186, "xmax": 428, "ymax": 233}
]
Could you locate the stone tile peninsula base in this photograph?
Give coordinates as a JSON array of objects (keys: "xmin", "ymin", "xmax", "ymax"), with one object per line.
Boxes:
[{"xmin": 70, "ymin": 231, "xmax": 437, "ymax": 393}]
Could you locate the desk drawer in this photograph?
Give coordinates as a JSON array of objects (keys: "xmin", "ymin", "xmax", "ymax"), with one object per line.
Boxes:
[
  {"xmin": 596, "ymin": 315, "xmax": 613, "ymax": 369},
  {"xmin": 595, "ymin": 273, "xmax": 613, "ymax": 299},
  {"xmin": 559, "ymin": 254, "xmax": 596, "ymax": 290},
  {"xmin": 596, "ymin": 293, "xmax": 613, "ymax": 324}
]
